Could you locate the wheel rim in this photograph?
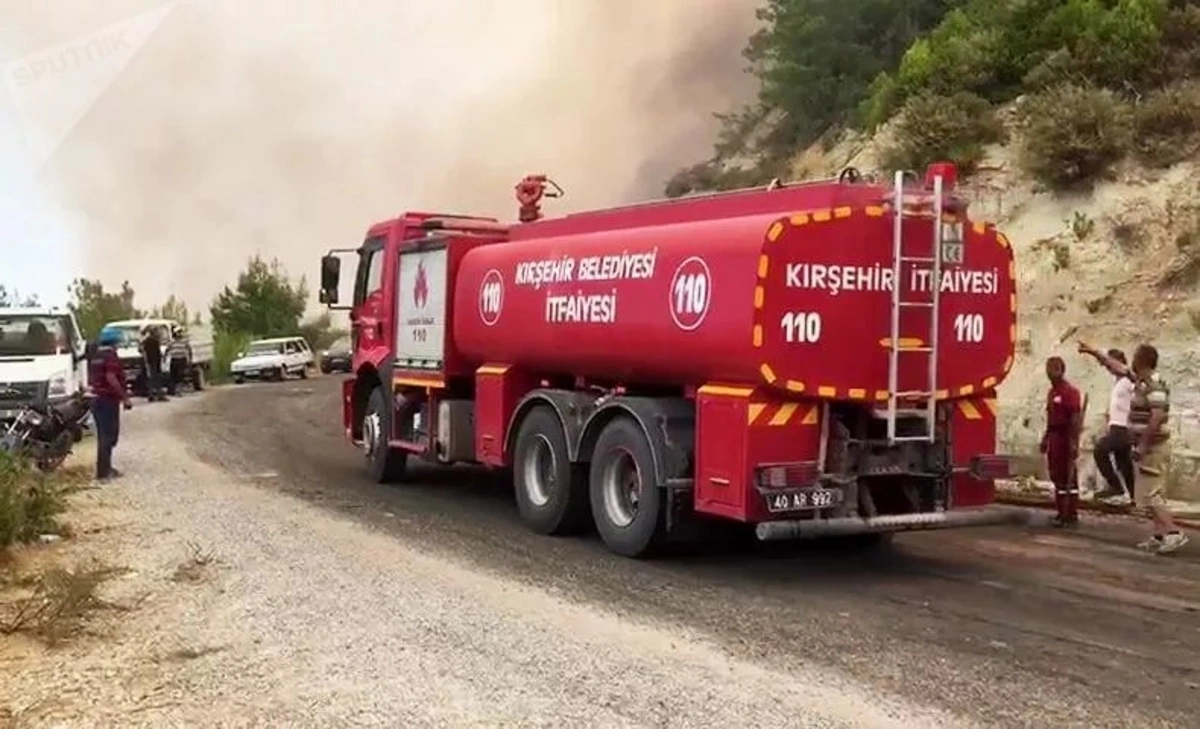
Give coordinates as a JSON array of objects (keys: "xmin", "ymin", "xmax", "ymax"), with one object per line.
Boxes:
[
  {"xmin": 363, "ymin": 410, "xmax": 381, "ymax": 458},
  {"xmin": 601, "ymin": 447, "xmax": 641, "ymax": 528},
  {"xmin": 523, "ymin": 434, "xmax": 556, "ymax": 507}
]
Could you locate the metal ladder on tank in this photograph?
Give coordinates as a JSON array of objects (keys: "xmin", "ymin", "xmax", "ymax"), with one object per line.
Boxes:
[{"xmin": 885, "ymin": 170, "xmax": 945, "ymax": 444}]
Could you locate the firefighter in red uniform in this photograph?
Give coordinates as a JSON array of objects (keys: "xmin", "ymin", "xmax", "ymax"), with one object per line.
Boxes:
[{"xmin": 1041, "ymin": 356, "xmax": 1084, "ymax": 526}]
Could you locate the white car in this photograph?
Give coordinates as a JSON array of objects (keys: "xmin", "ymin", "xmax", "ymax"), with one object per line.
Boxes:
[{"xmin": 230, "ymin": 337, "xmax": 314, "ymax": 383}]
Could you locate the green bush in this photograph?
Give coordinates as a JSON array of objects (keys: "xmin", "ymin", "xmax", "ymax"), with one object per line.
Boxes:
[
  {"xmin": 0, "ymin": 451, "xmax": 64, "ymax": 548},
  {"xmin": 1017, "ymin": 84, "xmax": 1132, "ymax": 189},
  {"xmin": 211, "ymin": 330, "xmax": 251, "ymax": 383},
  {"xmin": 880, "ymin": 91, "xmax": 1005, "ymax": 174},
  {"xmin": 1132, "ymin": 82, "xmax": 1200, "ymax": 167},
  {"xmin": 1154, "ymin": 4, "xmax": 1200, "ymax": 83},
  {"xmin": 869, "ymin": 0, "xmax": 1169, "ymax": 126}
]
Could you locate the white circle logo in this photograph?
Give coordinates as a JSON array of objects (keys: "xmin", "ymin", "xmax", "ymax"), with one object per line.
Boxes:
[
  {"xmin": 669, "ymin": 257, "xmax": 712, "ymax": 331},
  {"xmin": 478, "ymin": 269, "xmax": 504, "ymax": 326}
]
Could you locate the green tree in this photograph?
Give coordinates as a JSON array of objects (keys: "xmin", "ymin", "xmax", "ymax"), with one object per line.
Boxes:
[
  {"xmin": 297, "ymin": 311, "xmax": 347, "ymax": 352},
  {"xmin": 68, "ymin": 279, "xmax": 141, "ymax": 338},
  {"xmin": 150, "ymin": 294, "xmax": 193, "ymax": 325},
  {"xmin": 209, "ymin": 256, "xmax": 307, "ymax": 338},
  {"xmin": 0, "ymin": 285, "xmax": 38, "ymax": 307},
  {"xmin": 738, "ymin": 0, "xmax": 962, "ymax": 159}
]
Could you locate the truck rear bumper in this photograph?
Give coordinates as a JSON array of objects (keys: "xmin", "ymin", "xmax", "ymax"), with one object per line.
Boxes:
[{"xmin": 754, "ymin": 506, "xmax": 1030, "ymax": 542}]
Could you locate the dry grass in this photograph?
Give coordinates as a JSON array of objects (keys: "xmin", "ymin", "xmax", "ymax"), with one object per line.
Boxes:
[{"xmin": 0, "ymin": 563, "xmax": 128, "ymax": 645}]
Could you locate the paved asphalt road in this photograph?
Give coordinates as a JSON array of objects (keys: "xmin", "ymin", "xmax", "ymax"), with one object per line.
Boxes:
[{"xmin": 175, "ymin": 378, "xmax": 1200, "ymax": 728}]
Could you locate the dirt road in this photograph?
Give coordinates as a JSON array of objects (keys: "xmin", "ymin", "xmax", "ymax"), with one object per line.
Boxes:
[
  {"xmin": 6, "ymin": 380, "xmax": 1197, "ymax": 726},
  {"xmin": 175, "ymin": 378, "xmax": 1200, "ymax": 728}
]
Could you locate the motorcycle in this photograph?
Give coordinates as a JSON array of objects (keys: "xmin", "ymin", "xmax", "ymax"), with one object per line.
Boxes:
[{"xmin": 0, "ymin": 393, "xmax": 93, "ymax": 473}]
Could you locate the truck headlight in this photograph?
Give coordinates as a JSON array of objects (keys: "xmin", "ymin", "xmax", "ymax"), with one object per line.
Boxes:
[{"xmin": 47, "ymin": 372, "xmax": 70, "ymax": 397}]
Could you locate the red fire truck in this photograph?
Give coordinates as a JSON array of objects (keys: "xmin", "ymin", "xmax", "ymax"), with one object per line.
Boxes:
[{"xmin": 318, "ymin": 163, "xmax": 1019, "ymax": 557}]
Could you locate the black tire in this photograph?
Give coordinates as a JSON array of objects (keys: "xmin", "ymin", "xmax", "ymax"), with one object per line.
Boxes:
[
  {"xmin": 589, "ymin": 417, "xmax": 664, "ymax": 558},
  {"xmin": 192, "ymin": 366, "xmax": 206, "ymax": 391},
  {"xmin": 299, "ymin": 365, "xmax": 308, "ymax": 380},
  {"xmin": 365, "ymin": 385, "xmax": 407, "ymax": 483},
  {"xmin": 512, "ymin": 406, "xmax": 588, "ymax": 535},
  {"xmin": 320, "ymin": 364, "xmax": 331, "ymax": 375},
  {"xmin": 234, "ymin": 376, "xmax": 244, "ymax": 385}
]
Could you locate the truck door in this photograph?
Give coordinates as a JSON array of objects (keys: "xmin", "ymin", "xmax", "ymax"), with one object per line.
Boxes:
[
  {"xmin": 64, "ymin": 315, "xmax": 88, "ymax": 393},
  {"xmin": 395, "ymin": 241, "xmax": 448, "ymax": 371},
  {"xmin": 351, "ymin": 235, "xmax": 388, "ymax": 358}
]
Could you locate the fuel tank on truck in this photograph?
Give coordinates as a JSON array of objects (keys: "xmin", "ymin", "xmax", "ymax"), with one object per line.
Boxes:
[{"xmin": 452, "ymin": 197, "xmax": 1017, "ymax": 401}]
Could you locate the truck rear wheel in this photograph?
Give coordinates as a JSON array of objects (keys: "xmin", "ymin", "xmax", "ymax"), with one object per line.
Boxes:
[
  {"xmin": 365, "ymin": 385, "xmax": 407, "ymax": 483},
  {"xmin": 513, "ymin": 406, "xmax": 588, "ymax": 535},
  {"xmin": 589, "ymin": 417, "xmax": 664, "ymax": 558}
]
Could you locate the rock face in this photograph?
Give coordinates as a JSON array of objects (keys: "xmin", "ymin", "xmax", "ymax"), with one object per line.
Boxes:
[{"xmin": 790, "ymin": 125, "xmax": 1200, "ymax": 501}]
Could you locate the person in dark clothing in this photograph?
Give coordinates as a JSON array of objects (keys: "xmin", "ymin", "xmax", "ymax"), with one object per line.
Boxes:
[
  {"xmin": 1041, "ymin": 356, "xmax": 1084, "ymax": 527},
  {"xmin": 90, "ymin": 327, "xmax": 133, "ymax": 480},
  {"xmin": 141, "ymin": 326, "xmax": 168, "ymax": 402}
]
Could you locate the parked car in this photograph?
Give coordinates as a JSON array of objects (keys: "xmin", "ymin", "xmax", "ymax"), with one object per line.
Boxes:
[
  {"xmin": 230, "ymin": 336, "xmax": 314, "ymax": 383},
  {"xmin": 319, "ymin": 338, "xmax": 352, "ymax": 374}
]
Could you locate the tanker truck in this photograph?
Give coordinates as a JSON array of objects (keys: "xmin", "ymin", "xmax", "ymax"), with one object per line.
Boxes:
[{"xmin": 317, "ymin": 163, "xmax": 1020, "ymax": 557}]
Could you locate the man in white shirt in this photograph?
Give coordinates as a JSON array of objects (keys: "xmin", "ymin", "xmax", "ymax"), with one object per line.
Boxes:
[{"xmin": 1092, "ymin": 349, "xmax": 1136, "ymax": 501}]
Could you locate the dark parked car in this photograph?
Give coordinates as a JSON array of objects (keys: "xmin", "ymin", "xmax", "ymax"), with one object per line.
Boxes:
[{"xmin": 319, "ymin": 341, "xmax": 352, "ymax": 374}]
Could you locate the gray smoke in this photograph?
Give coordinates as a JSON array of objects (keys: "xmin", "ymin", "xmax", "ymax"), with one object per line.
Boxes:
[{"xmin": 7, "ymin": 0, "xmax": 759, "ymax": 309}]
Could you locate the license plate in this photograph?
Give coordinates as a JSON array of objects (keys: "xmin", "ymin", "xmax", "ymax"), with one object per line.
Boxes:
[
  {"xmin": 766, "ymin": 487, "xmax": 843, "ymax": 513},
  {"xmin": 245, "ymin": 370, "xmax": 259, "ymax": 376}
]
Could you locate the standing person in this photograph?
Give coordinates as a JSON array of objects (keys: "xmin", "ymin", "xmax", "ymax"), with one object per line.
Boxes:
[
  {"xmin": 1041, "ymin": 356, "xmax": 1084, "ymax": 527},
  {"xmin": 90, "ymin": 327, "xmax": 133, "ymax": 481},
  {"xmin": 1091, "ymin": 349, "xmax": 1137, "ymax": 502},
  {"xmin": 1079, "ymin": 342, "xmax": 1189, "ymax": 553},
  {"xmin": 141, "ymin": 326, "xmax": 167, "ymax": 402}
]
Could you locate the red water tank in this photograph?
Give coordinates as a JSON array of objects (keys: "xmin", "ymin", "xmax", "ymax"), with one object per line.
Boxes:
[{"xmin": 452, "ymin": 189, "xmax": 1015, "ymax": 401}]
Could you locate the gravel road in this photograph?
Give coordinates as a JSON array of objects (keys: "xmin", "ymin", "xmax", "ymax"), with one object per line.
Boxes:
[
  {"xmin": 175, "ymin": 378, "xmax": 1200, "ymax": 728},
  {"xmin": 3, "ymin": 393, "xmax": 967, "ymax": 728},
  {"xmin": 5, "ymin": 381, "xmax": 1198, "ymax": 727}
]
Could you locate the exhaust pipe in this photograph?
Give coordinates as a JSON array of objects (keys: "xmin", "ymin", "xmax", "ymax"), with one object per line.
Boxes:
[{"xmin": 755, "ymin": 506, "xmax": 1031, "ymax": 542}]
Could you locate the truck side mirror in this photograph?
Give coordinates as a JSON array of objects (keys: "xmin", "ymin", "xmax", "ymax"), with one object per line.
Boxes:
[{"xmin": 319, "ymin": 255, "xmax": 341, "ymax": 304}]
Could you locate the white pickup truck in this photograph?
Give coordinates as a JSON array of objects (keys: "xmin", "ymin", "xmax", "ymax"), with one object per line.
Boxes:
[
  {"xmin": 102, "ymin": 318, "xmax": 214, "ymax": 395},
  {"xmin": 0, "ymin": 306, "xmax": 89, "ymax": 424}
]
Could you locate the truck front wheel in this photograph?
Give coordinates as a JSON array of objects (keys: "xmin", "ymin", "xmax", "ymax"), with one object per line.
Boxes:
[
  {"xmin": 365, "ymin": 386, "xmax": 407, "ymax": 483},
  {"xmin": 589, "ymin": 417, "xmax": 664, "ymax": 558},
  {"xmin": 513, "ymin": 406, "xmax": 588, "ymax": 535}
]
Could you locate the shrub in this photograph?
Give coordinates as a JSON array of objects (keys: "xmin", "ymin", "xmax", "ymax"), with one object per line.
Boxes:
[
  {"xmin": 1132, "ymin": 82, "xmax": 1200, "ymax": 167},
  {"xmin": 1017, "ymin": 84, "xmax": 1132, "ymax": 189},
  {"xmin": 0, "ymin": 451, "xmax": 64, "ymax": 548},
  {"xmin": 1151, "ymin": 4, "xmax": 1200, "ymax": 84},
  {"xmin": 879, "ymin": 91, "xmax": 1005, "ymax": 174},
  {"xmin": 210, "ymin": 330, "xmax": 251, "ymax": 383}
]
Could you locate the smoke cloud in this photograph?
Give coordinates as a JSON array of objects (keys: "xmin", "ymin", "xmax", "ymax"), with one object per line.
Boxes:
[{"xmin": 6, "ymin": 0, "xmax": 759, "ymax": 310}]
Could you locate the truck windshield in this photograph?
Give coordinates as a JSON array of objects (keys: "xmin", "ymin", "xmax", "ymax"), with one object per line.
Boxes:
[
  {"xmin": 246, "ymin": 342, "xmax": 283, "ymax": 355},
  {"xmin": 107, "ymin": 326, "xmax": 143, "ymax": 347},
  {"xmin": 0, "ymin": 315, "xmax": 72, "ymax": 356}
]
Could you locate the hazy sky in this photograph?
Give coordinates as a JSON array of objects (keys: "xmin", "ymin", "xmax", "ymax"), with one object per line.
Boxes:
[{"xmin": 1, "ymin": 0, "xmax": 757, "ymax": 312}]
